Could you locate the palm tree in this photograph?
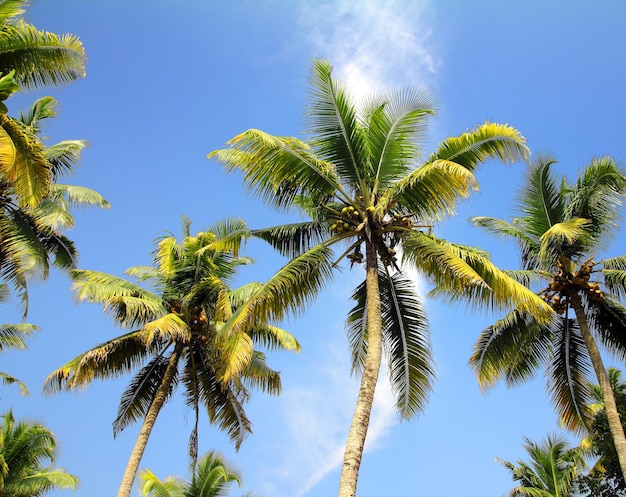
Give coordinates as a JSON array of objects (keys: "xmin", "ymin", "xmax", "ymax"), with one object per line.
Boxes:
[
  {"xmin": 0, "ymin": 410, "xmax": 78, "ymax": 496},
  {"xmin": 209, "ymin": 58, "xmax": 552, "ymax": 497},
  {"xmin": 0, "ymin": 94, "xmax": 109, "ymax": 314},
  {"xmin": 44, "ymin": 218, "xmax": 304, "ymax": 497},
  {"xmin": 499, "ymin": 434, "xmax": 587, "ymax": 497},
  {"xmin": 470, "ymin": 154, "xmax": 626, "ymax": 479},
  {"xmin": 139, "ymin": 450, "xmax": 244, "ymax": 497},
  {"xmin": 0, "ymin": 0, "xmax": 85, "ymax": 91}
]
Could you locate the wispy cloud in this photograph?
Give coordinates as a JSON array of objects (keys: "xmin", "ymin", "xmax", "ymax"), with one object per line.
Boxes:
[{"xmin": 299, "ymin": 0, "xmax": 438, "ymax": 100}]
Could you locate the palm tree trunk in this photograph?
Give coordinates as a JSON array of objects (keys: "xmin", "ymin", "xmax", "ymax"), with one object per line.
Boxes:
[
  {"xmin": 116, "ymin": 342, "xmax": 183, "ymax": 497},
  {"xmin": 571, "ymin": 293, "xmax": 626, "ymax": 480},
  {"xmin": 338, "ymin": 241, "xmax": 383, "ymax": 497}
]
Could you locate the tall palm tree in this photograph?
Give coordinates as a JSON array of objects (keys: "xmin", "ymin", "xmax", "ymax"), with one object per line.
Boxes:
[
  {"xmin": 470, "ymin": 154, "xmax": 626, "ymax": 479},
  {"xmin": 0, "ymin": 0, "xmax": 85, "ymax": 91},
  {"xmin": 44, "ymin": 218, "xmax": 305, "ymax": 497},
  {"xmin": 0, "ymin": 410, "xmax": 78, "ymax": 496},
  {"xmin": 209, "ymin": 58, "xmax": 552, "ymax": 497},
  {"xmin": 139, "ymin": 450, "xmax": 245, "ymax": 497},
  {"xmin": 499, "ymin": 434, "xmax": 587, "ymax": 497},
  {"xmin": 0, "ymin": 94, "xmax": 109, "ymax": 314}
]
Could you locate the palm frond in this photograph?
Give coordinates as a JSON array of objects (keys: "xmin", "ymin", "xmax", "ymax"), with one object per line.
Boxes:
[
  {"xmin": 43, "ymin": 139, "xmax": 87, "ymax": 180},
  {"xmin": 0, "ymin": 371, "xmax": 28, "ymax": 395},
  {"xmin": 0, "ymin": 321, "xmax": 37, "ymax": 350},
  {"xmin": 209, "ymin": 129, "xmax": 343, "ymax": 210},
  {"xmin": 253, "ymin": 221, "xmax": 328, "ymax": 258},
  {"xmin": 364, "ymin": 87, "xmax": 436, "ymax": 194},
  {"xmin": 428, "ymin": 121, "xmax": 529, "ymax": 172},
  {"xmin": 247, "ymin": 322, "xmax": 301, "ymax": 352},
  {"xmin": 305, "ymin": 58, "xmax": 369, "ymax": 192},
  {"xmin": 242, "ymin": 351, "xmax": 282, "ymax": 395},
  {"xmin": 113, "ymin": 353, "xmax": 178, "ymax": 436},
  {"xmin": 539, "ymin": 218, "xmax": 592, "ymax": 264},
  {"xmin": 470, "ymin": 310, "xmax": 551, "ymax": 390},
  {"xmin": 377, "ymin": 158, "xmax": 477, "ymax": 221},
  {"xmin": 42, "ymin": 331, "xmax": 154, "ymax": 393},
  {"xmin": 138, "ymin": 468, "xmax": 185, "ymax": 497},
  {"xmin": 203, "ymin": 217, "xmax": 250, "ymax": 257},
  {"xmin": 0, "ymin": 20, "xmax": 85, "ymax": 90},
  {"xmin": 601, "ymin": 256, "xmax": 626, "ymax": 300},
  {"xmin": 70, "ymin": 269, "xmax": 166, "ymax": 328},
  {"xmin": 547, "ymin": 317, "xmax": 593, "ymax": 432},
  {"xmin": 140, "ymin": 313, "xmax": 190, "ymax": 345},
  {"xmin": 588, "ymin": 295, "xmax": 626, "ymax": 362}
]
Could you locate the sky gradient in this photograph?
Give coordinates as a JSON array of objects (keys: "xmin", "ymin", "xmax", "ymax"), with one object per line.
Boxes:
[{"xmin": 3, "ymin": 1, "xmax": 626, "ymax": 496}]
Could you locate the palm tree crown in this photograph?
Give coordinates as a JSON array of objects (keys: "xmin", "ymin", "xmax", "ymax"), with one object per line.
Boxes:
[
  {"xmin": 0, "ymin": 410, "xmax": 78, "ymax": 496},
  {"xmin": 210, "ymin": 58, "xmax": 551, "ymax": 497},
  {"xmin": 44, "ymin": 218, "xmax": 301, "ymax": 497},
  {"xmin": 470, "ymin": 154, "xmax": 626, "ymax": 477}
]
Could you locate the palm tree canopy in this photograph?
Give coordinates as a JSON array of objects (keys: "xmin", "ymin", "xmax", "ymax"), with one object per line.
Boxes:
[
  {"xmin": 210, "ymin": 58, "xmax": 551, "ymax": 422},
  {"xmin": 0, "ymin": 409, "xmax": 78, "ymax": 496},
  {"xmin": 44, "ymin": 219, "xmax": 301, "ymax": 453},
  {"xmin": 0, "ymin": 0, "xmax": 85, "ymax": 90},
  {"xmin": 470, "ymin": 155, "xmax": 626, "ymax": 431},
  {"xmin": 499, "ymin": 434, "xmax": 587, "ymax": 497}
]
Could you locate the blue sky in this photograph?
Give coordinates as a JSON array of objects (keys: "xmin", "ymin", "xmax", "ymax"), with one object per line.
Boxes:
[{"xmin": 3, "ymin": 1, "xmax": 626, "ymax": 496}]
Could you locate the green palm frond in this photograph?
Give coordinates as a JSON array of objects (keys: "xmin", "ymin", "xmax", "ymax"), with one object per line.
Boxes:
[
  {"xmin": 141, "ymin": 313, "xmax": 190, "ymax": 345},
  {"xmin": 602, "ymin": 256, "xmax": 626, "ymax": 300},
  {"xmin": 209, "ymin": 130, "xmax": 343, "ymax": 210},
  {"xmin": 0, "ymin": 20, "xmax": 85, "ymax": 90},
  {"xmin": 566, "ymin": 155, "xmax": 626, "ymax": 244},
  {"xmin": 346, "ymin": 268, "xmax": 434, "ymax": 419},
  {"xmin": 515, "ymin": 154, "xmax": 564, "ymax": 238},
  {"xmin": 70, "ymin": 269, "xmax": 167, "ymax": 328},
  {"xmin": 203, "ymin": 217, "xmax": 250, "ymax": 257},
  {"xmin": 428, "ymin": 121, "xmax": 529, "ymax": 172},
  {"xmin": 16, "ymin": 95, "xmax": 56, "ymax": 130},
  {"xmin": 224, "ymin": 243, "xmax": 335, "ymax": 333},
  {"xmin": 588, "ymin": 295, "xmax": 626, "ymax": 362},
  {"xmin": 191, "ymin": 358, "xmax": 251, "ymax": 450},
  {"xmin": 0, "ymin": 371, "xmax": 28, "ymax": 395},
  {"xmin": 45, "ymin": 184, "xmax": 110, "ymax": 209},
  {"xmin": 253, "ymin": 221, "xmax": 328, "ymax": 258},
  {"xmin": 470, "ymin": 216, "xmax": 540, "ymax": 269},
  {"xmin": 139, "ymin": 469, "xmax": 185, "ymax": 497},
  {"xmin": 0, "ymin": 321, "xmax": 37, "ymax": 350},
  {"xmin": 363, "ymin": 87, "xmax": 436, "ymax": 194},
  {"xmin": 538, "ymin": 218, "xmax": 592, "ymax": 264},
  {"xmin": 189, "ymin": 451, "xmax": 242, "ymax": 497},
  {"xmin": 547, "ymin": 317, "xmax": 593, "ymax": 431},
  {"xmin": 305, "ymin": 58, "xmax": 368, "ymax": 192},
  {"xmin": 378, "ymin": 158, "xmax": 478, "ymax": 221},
  {"xmin": 44, "ymin": 140, "xmax": 87, "ymax": 180},
  {"xmin": 242, "ymin": 351, "xmax": 282, "ymax": 395},
  {"xmin": 215, "ymin": 319, "xmax": 254, "ymax": 383},
  {"xmin": 470, "ymin": 310, "xmax": 551, "ymax": 390},
  {"xmin": 0, "ymin": 113, "xmax": 49, "ymax": 207},
  {"xmin": 42, "ymin": 331, "xmax": 155, "ymax": 393},
  {"xmin": 113, "ymin": 354, "xmax": 177, "ymax": 437},
  {"xmin": 248, "ymin": 322, "xmax": 301, "ymax": 352}
]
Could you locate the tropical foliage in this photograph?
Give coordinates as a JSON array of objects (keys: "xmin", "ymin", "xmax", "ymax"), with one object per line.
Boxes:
[
  {"xmin": 499, "ymin": 434, "xmax": 586, "ymax": 497},
  {"xmin": 0, "ymin": 94, "xmax": 109, "ymax": 314},
  {"xmin": 470, "ymin": 154, "xmax": 626, "ymax": 478},
  {"xmin": 0, "ymin": 0, "xmax": 85, "ymax": 90},
  {"xmin": 43, "ymin": 218, "xmax": 304, "ymax": 497},
  {"xmin": 0, "ymin": 410, "xmax": 78, "ymax": 496},
  {"xmin": 209, "ymin": 58, "xmax": 551, "ymax": 497},
  {"xmin": 139, "ymin": 450, "xmax": 249, "ymax": 497}
]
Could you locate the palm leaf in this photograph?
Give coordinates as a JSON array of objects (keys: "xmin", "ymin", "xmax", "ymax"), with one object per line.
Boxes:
[
  {"xmin": 588, "ymin": 295, "xmax": 626, "ymax": 362},
  {"xmin": 547, "ymin": 317, "xmax": 593, "ymax": 431},
  {"xmin": 252, "ymin": 221, "xmax": 328, "ymax": 258},
  {"xmin": 0, "ymin": 321, "xmax": 37, "ymax": 350}
]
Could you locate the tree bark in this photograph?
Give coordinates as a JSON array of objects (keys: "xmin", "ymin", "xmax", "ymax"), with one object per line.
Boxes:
[
  {"xmin": 116, "ymin": 342, "xmax": 183, "ymax": 497},
  {"xmin": 571, "ymin": 293, "xmax": 626, "ymax": 480},
  {"xmin": 338, "ymin": 241, "xmax": 383, "ymax": 497}
]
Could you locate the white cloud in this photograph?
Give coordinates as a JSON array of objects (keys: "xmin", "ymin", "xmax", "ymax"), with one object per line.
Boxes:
[{"xmin": 299, "ymin": 0, "xmax": 439, "ymax": 102}]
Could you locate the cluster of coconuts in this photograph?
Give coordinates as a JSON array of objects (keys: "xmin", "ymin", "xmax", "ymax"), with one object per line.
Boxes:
[
  {"xmin": 330, "ymin": 205, "xmax": 361, "ymax": 234},
  {"xmin": 541, "ymin": 261, "xmax": 604, "ymax": 314}
]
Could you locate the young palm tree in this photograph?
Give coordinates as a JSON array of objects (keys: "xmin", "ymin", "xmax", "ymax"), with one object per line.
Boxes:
[
  {"xmin": 209, "ymin": 58, "xmax": 552, "ymax": 497},
  {"xmin": 0, "ymin": 95, "xmax": 109, "ymax": 314},
  {"xmin": 0, "ymin": 0, "xmax": 85, "ymax": 90},
  {"xmin": 499, "ymin": 434, "xmax": 587, "ymax": 497},
  {"xmin": 0, "ymin": 410, "xmax": 78, "ymax": 496},
  {"xmin": 44, "ymin": 218, "xmax": 306, "ymax": 497},
  {"xmin": 470, "ymin": 154, "xmax": 626, "ymax": 479},
  {"xmin": 139, "ymin": 450, "xmax": 245, "ymax": 497}
]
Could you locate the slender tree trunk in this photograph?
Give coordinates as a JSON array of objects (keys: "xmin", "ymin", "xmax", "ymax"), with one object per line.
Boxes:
[
  {"xmin": 338, "ymin": 241, "xmax": 383, "ymax": 497},
  {"xmin": 571, "ymin": 294, "xmax": 626, "ymax": 480},
  {"xmin": 116, "ymin": 342, "xmax": 183, "ymax": 497}
]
